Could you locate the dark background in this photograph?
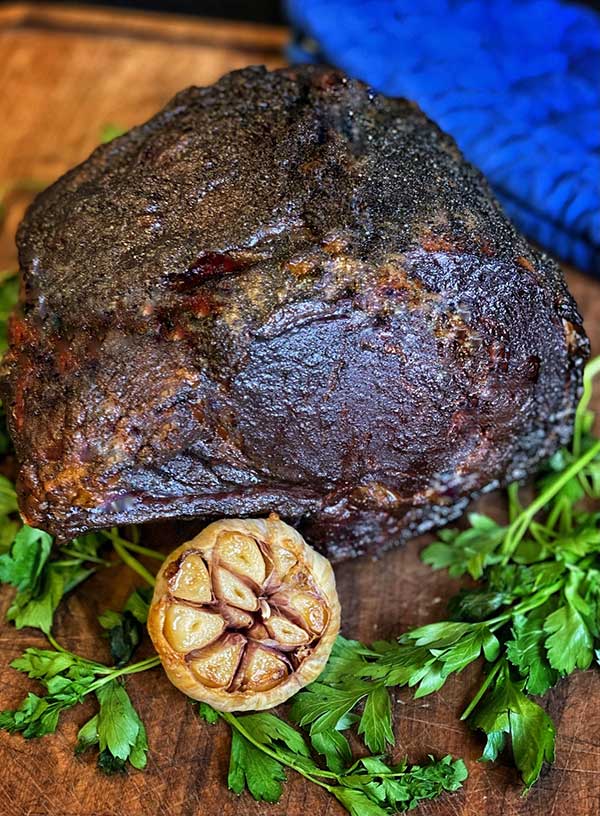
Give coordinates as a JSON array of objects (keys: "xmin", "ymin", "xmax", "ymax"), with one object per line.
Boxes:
[
  {"xmin": 7, "ymin": 0, "xmax": 286, "ymax": 23},
  {"xmin": 6, "ymin": 0, "xmax": 600, "ymax": 22}
]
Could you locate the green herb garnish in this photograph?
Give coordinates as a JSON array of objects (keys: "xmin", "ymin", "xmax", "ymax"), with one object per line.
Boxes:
[
  {"xmin": 417, "ymin": 356, "xmax": 600, "ymax": 788},
  {"xmin": 214, "ymin": 708, "xmax": 467, "ymax": 813},
  {"xmin": 99, "ymin": 587, "xmax": 152, "ymax": 667},
  {"xmin": 0, "ymin": 526, "xmax": 106, "ymax": 633},
  {"xmin": 0, "ymin": 644, "xmax": 159, "ymax": 772}
]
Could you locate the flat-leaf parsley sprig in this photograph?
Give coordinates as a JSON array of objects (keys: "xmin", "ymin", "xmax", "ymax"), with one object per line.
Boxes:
[
  {"xmin": 0, "ymin": 640, "xmax": 160, "ymax": 771},
  {"xmin": 0, "ymin": 521, "xmax": 158, "ymax": 635},
  {"xmin": 200, "ymin": 705, "xmax": 467, "ymax": 814},
  {"xmin": 414, "ymin": 354, "xmax": 600, "ymax": 789}
]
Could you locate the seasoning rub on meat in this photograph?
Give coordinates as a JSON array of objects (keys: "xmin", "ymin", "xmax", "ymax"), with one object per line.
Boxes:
[{"xmin": 0, "ymin": 66, "xmax": 588, "ymax": 560}]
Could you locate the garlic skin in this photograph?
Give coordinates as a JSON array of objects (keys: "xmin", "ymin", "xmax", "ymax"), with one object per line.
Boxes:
[{"xmin": 147, "ymin": 515, "xmax": 341, "ymax": 711}]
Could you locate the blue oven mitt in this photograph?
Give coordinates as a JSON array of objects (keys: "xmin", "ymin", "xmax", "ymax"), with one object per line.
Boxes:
[{"xmin": 286, "ymin": 0, "xmax": 600, "ymax": 275}]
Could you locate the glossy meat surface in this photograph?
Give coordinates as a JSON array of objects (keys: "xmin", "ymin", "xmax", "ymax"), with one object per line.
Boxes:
[{"xmin": 0, "ymin": 66, "xmax": 588, "ymax": 560}]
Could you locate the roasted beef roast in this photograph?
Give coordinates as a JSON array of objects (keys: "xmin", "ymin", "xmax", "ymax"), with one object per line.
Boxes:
[{"xmin": 0, "ymin": 66, "xmax": 588, "ymax": 560}]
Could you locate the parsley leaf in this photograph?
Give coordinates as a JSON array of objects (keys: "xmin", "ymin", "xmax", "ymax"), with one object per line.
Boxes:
[
  {"xmin": 0, "ymin": 525, "xmax": 105, "ymax": 633},
  {"xmin": 95, "ymin": 680, "xmax": 148, "ymax": 770},
  {"xmin": 237, "ymin": 712, "xmax": 312, "ymax": 760},
  {"xmin": 333, "ymin": 788, "xmax": 388, "ymax": 816},
  {"xmin": 0, "ymin": 527, "xmax": 67, "ymax": 634},
  {"xmin": 99, "ymin": 588, "xmax": 151, "ymax": 667},
  {"xmin": 78, "ymin": 693, "xmax": 149, "ymax": 775},
  {"xmin": 357, "ymin": 684, "xmax": 394, "ymax": 753},
  {"xmin": 465, "ymin": 662, "xmax": 555, "ymax": 790},
  {"xmin": 291, "ymin": 680, "xmax": 372, "ymax": 737},
  {"xmin": 198, "ymin": 702, "xmax": 220, "ymax": 725},
  {"xmin": 6, "ymin": 568, "xmax": 65, "ymax": 633},
  {"xmin": 422, "ymin": 513, "xmax": 505, "ymax": 579},
  {"xmin": 506, "ymin": 603, "xmax": 559, "ymax": 695},
  {"xmin": 0, "ymin": 525, "xmax": 52, "ymax": 592},
  {"xmin": 309, "ymin": 727, "xmax": 352, "ymax": 773},
  {"xmin": 1, "ymin": 644, "xmax": 158, "ymax": 772},
  {"xmin": 544, "ymin": 601, "xmax": 594, "ymax": 675},
  {"xmin": 228, "ymin": 728, "xmax": 287, "ymax": 803}
]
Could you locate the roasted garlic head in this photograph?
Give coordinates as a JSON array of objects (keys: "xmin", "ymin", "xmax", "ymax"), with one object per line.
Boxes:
[{"xmin": 147, "ymin": 516, "xmax": 341, "ymax": 711}]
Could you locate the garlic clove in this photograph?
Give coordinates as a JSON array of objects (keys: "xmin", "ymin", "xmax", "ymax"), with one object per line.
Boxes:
[
  {"xmin": 270, "ymin": 589, "xmax": 328, "ymax": 635},
  {"xmin": 213, "ymin": 566, "xmax": 259, "ymax": 611},
  {"xmin": 220, "ymin": 604, "xmax": 254, "ymax": 629},
  {"xmin": 164, "ymin": 604, "xmax": 225, "ymax": 653},
  {"xmin": 214, "ymin": 531, "xmax": 266, "ymax": 584},
  {"xmin": 239, "ymin": 643, "xmax": 289, "ymax": 692},
  {"xmin": 285, "ymin": 590, "xmax": 328, "ymax": 635},
  {"xmin": 169, "ymin": 553, "xmax": 211, "ymax": 603},
  {"xmin": 265, "ymin": 614, "xmax": 310, "ymax": 648},
  {"xmin": 268, "ymin": 540, "xmax": 298, "ymax": 581},
  {"xmin": 189, "ymin": 634, "xmax": 246, "ymax": 688}
]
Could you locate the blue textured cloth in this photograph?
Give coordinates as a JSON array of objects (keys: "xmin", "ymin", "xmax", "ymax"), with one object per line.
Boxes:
[{"xmin": 286, "ymin": 0, "xmax": 600, "ymax": 275}]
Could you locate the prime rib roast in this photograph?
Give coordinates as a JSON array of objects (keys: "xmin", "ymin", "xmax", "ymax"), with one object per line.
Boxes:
[{"xmin": 0, "ymin": 66, "xmax": 588, "ymax": 561}]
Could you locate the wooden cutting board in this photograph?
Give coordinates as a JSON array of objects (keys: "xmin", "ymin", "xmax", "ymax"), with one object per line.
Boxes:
[{"xmin": 1, "ymin": 5, "xmax": 599, "ymax": 815}]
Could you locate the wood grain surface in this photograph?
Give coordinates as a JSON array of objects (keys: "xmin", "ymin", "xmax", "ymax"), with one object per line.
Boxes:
[{"xmin": 1, "ymin": 5, "xmax": 599, "ymax": 815}]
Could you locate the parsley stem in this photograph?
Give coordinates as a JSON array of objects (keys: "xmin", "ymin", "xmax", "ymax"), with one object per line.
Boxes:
[
  {"xmin": 84, "ymin": 655, "xmax": 162, "ymax": 695},
  {"xmin": 99, "ymin": 529, "xmax": 164, "ymax": 561},
  {"xmin": 501, "ymin": 439, "xmax": 600, "ymax": 560},
  {"xmin": 51, "ymin": 559, "xmax": 85, "ymax": 567},
  {"xmin": 545, "ymin": 495, "xmax": 569, "ymax": 533},
  {"xmin": 118, "ymin": 540, "xmax": 165, "ymax": 561},
  {"xmin": 110, "ymin": 537, "xmax": 157, "ymax": 586},
  {"xmin": 487, "ymin": 580, "xmax": 564, "ymax": 630},
  {"xmin": 220, "ymin": 712, "xmax": 335, "ymax": 793},
  {"xmin": 507, "ymin": 482, "xmax": 521, "ymax": 523},
  {"xmin": 46, "ymin": 632, "xmax": 68, "ymax": 653},
  {"xmin": 58, "ymin": 547, "xmax": 111, "ymax": 566},
  {"xmin": 511, "ymin": 582, "xmax": 564, "ymax": 616},
  {"xmin": 460, "ymin": 659, "xmax": 503, "ymax": 720},
  {"xmin": 45, "ymin": 633, "xmax": 114, "ymax": 674},
  {"xmin": 46, "ymin": 630, "xmax": 161, "ymax": 680},
  {"xmin": 573, "ymin": 356, "xmax": 600, "ymax": 457}
]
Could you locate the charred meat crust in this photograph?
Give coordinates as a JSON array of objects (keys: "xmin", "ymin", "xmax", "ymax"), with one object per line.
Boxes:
[{"xmin": 0, "ymin": 65, "xmax": 589, "ymax": 561}]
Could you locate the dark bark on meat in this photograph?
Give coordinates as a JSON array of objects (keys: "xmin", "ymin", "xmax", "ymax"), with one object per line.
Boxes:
[{"xmin": 0, "ymin": 66, "xmax": 588, "ymax": 561}]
